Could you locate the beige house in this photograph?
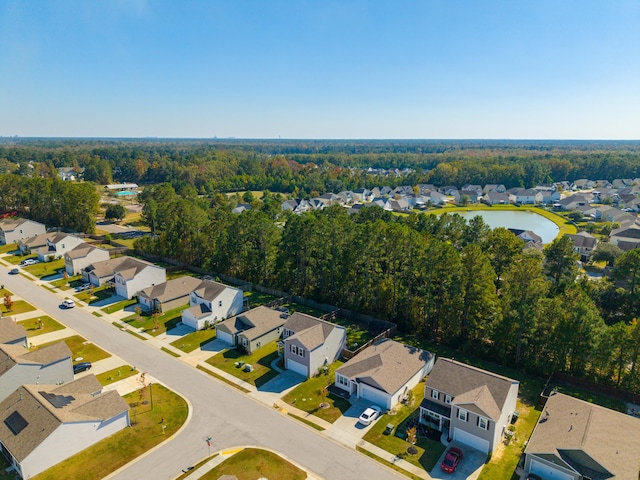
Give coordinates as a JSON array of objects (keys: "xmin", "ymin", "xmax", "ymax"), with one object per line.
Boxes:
[
  {"xmin": 524, "ymin": 392, "xmax": 640, "ymax": 480},
  {"xmin": 335, "ymin": 339, "xmax": 435, "ymax": 410},
  {"xmin": 0, "ymin": 376, "xmax": 129, "ymax": 479},
  {"xmin": 216, "ymin": 306, "xmax": 287, "ymax": 353},
  {"xmin": 138, "ymin": 276, "xmax": 202, "ymax": 313},
  {"xmin": 64, "ymin": 243, "xmax": 110, "ymax": 276},
  {"xmin": 0, "ymin": 219, "xmax": 46, "ymax": 245}
]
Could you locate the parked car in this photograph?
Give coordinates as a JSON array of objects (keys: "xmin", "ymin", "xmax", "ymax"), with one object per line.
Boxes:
[
  {"xmin": 61, "ymin": 299, "xmax": 75, "ymax": 308},
  {"xmin": 73, "ymin": 362, "xmax": 92, "ymax": 374},
  {"xmin": 75, "ymin": 283, "xmax": 91, "ymax": 292},
  {"xmin": 9, "ymin": 268, "xmax": 19, "ymax": 275},
  {"xmin": 440, "ymin": 447, "xmax": 463, "ymax": 473},
  {"xmin": 20, "ymin": 258, "xmax": 38, "ymax": 266},
  {"xmin": 358, "ymin": 405, "xmax": 382, "ymax": 426}
]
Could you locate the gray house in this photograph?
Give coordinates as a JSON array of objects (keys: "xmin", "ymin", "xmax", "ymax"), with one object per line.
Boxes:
[
  {"xmin": 419, "ymin": 358, "xmax": 519, "ymax": 455},
  {"xmin": 335, "ymin": 339, "xmax": 434, "ymax": 410},
  {"xmin": 216, "ymin": 306, "xmax": 287, "ymax": 354},
  {"xmin": 0, "ymin": 318, "xmax": 28, "ymax": 348},
  {"xmin": 64, "ymin": 243, "xmax": 110, "ymax": 276},
  {"xmin": 138, "ymin": 276, "xmax": 202, "ymax": 313},
  {"xmin": 280, "ymin": 313, "xmax": 346, "ymax": 378},
  {"xmin": 524, "ymin": 392, "xmax": 640, "ymax": 480},
  {"xmin": 0, "ymin": 342, "xmax": 73, "ymax": 402},
  {"xmin": 0, "ymin": 218, "xmax": 46, "ymax": 245}
]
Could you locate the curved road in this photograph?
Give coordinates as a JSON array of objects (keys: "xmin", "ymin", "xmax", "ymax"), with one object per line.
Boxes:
[{"xmin": 1, "ymin": 269, "xmax": 401, "ymax": 480}]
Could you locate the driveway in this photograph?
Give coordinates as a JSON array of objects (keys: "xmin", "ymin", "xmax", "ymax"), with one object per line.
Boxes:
[
  {"xmin": 430, "ymin": 442, "xmax": 486, "ymax": 480},
  {"xmin": 324, "ymin": 399, "xmax": 379, "ymax": 447},
  {"xmin": 257, "ymin": 370, "xmax": 304, "ymax": 394}
]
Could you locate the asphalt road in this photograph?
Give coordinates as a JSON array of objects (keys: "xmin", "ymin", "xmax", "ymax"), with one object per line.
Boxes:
[{"xmin": 1, "ymin": 269, "xmax": 402, "ymax": 480}]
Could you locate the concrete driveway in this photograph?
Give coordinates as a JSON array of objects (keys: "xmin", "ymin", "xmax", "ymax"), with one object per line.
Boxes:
[
  {"xmin": 325, "ymin": 399, "xmax": 381, "ymax": 447},
  {"xmin": 257, "ymin": 370, "xmax": 304, "ymax": 394},
  {"xmin": 430, "ymin": 442, "xmax": 486, "ymax": 480}
]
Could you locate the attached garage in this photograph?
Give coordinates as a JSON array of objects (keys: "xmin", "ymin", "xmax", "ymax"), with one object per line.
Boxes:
[
  {"xmin": 529, "ymin": 459, "xmax": 575, "ymax": 480},
  {"xmin": 360, "ymin": 384, "xmax": 391, "ymax": 409},
  {"xmin": 216, "ymin": 330, "xmax": 234, "ymax": 346},
  {"xmin": 453, "ymin": 428, "xmax": 490, "ymax": 454},
  {"xmin": 286, "ymin": 359, "xmax": 308, "ymax": 377}
]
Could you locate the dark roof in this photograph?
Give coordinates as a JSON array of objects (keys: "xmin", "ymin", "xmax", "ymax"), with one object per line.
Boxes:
[
  {"xmin": 283, "ymin": 312, "xmax": 343, "ymax": 350},
  {"xmin": 420, "ymin": 397, "xmax": 452, "ymax": 417}
]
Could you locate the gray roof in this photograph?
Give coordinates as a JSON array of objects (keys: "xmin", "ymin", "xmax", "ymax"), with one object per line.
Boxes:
[
  {"xmin": 0, "ymin": 376, "xmax": 128, "ymax": 462},
  {"xmin": 0, "ymin": 342, "xmax": 72, "ymax": 374},
  {"xmin": 611, "ymin": 226, "xmax": 640, "ymax": 239},
  {"xmin": 525, "ymin": 392, "xmax": 640, "ymax": 480},
  {"xmin": 65, "ymin": 242, "xmax": 101, "ymax": 260},
  {"xmin": 336, "ymin": 339, "xmax": 433, "ymax": 395},
  {"xmin": 284, "ymin": 312, "xmax": 343, "ymax": 351},
  {"xmin": 191, "ymin": 279, "xmax": 232, "ymax": 302},
  {"xmin": 86, "ymin": 256, "xmax": 155, "ymax": 280},
  {"xmin": 0, "ymin": 218, "xmax": 37, "ymax": 232},
  {"xmin": 19, "ymin": 232, "xmax": 57, "ymax": 249},
  {"xmin": 566, "ymin": 231, "xmax": 597, "ymax": 249},
  {"xmin": 139, "ymin": 276, "xmax": 202, "ymax": 304},
  {"xmin": 0, "ymin": 317, "xmax": 27, "ymax": 344},
  {"xmin": 218, "ymin": 306, "xmax": 286, "ymax": 341},
  {"xmin": 425, "ymin": 358, "xmax": 517, "ymax": 421}
]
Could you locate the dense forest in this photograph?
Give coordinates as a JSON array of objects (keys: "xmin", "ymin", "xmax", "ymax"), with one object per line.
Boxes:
[
  {"xmin": 2, "ymin": 139, "xmax": 640, "ymax": 394},
  {"xmin": 1, "ymin": 139, "xmax": 640, "ymax": 197}
]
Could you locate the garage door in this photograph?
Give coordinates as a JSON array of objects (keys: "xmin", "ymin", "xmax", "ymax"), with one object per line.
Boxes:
[
  {"xmin": 360, "ymin": 384, "xmax": 390, "ymax": 409},
  {"xmin": 217, "ymin": 330, "xmax": 234, "ymax": 346},
  {"xmin": 530, "ymin": 459, "xmax": 574, "ymax": 480},
  {"xmin": 287, "ymin": 359, "xmax": 308, "ymax": 377},
  {"xmin": 453, "ymin": 428, "xmax": 490, "ymax": 454}
]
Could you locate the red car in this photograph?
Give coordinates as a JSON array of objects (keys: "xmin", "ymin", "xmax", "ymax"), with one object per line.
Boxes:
[{"xmin": 440, "ymin": 447, "xmax": 463, "ymax": 473}]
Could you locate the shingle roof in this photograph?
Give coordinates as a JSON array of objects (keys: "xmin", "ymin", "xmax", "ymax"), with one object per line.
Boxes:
[
  {"xmin": 566, "ymin": 232, "xmax": 597, "ymax": 249},
  {"xmin": 218, "ymin": 306, "xmax": 286, "ymax": 341},
  {"xmin": 425, "ymin": 358, "xmax": 517, "ymax": 421},
  {"xmin": 65, "ymin": 242, "xmax": 99, "ymax": 260},
  {"xmin": 0, "ymin": 376, "xmax": 128, "ymax": 462},
  {"xmin": 0, "ymin": 342, "xmax": 72, "ymax": 368},
  {"xmin": 19, "ymin": 232, "xmax": 56, "ymax": 249},
  {"xmin": 139, "ymin": 276, "xmax": 202, "ymax": 304},
  {"xmin": 0, "ymin": 318, "xmax": 27, "ymax": 344},
  {"xmin": 336, "ymin": 339, "xmax": 433, "ymax": 395},
  {"xmin": 86, "ymin": 256, "xmax": 154, "ymax": 280},
  {"xmin": 283, "ymin": 313, "xmax": 342, "ymax": 350},
  {"xmin": 0, "ymin": 218, "xmax": 31, "ymax": 232},
  {"xmin": 525, "ymin": 392, "xmax": 640, "ymax": 480},
  {"xmin": 191, "ymin": 279, "xmax": 230, "ymax": 302}
]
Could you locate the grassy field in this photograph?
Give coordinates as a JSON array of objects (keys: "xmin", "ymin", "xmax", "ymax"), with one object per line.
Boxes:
[
  {"xmin": 363, "ymin": 383, "xmax": 446, "ymax": 473},
  {"xmin": 122, "ymin": 304, "xmax": 187, "ymax": 335},
  {"xmin": 282, "ymin": 360, "xmax": 351, "ymax": 423},
  {"xmin": 171, "ymin": 329, "xmax": 217, "ymax": 353},
  {"xmin": 23, "ymin": 258, "xmax": 66, "ymax": 278},
  {"xmin": 1, "ymin": 299, "xmax": 36, "ymax": 315},
  {"xmin": 205, "ymin": 341, "xmax": 280, "ymax": 388},
  {"xmin": 18, "ymin": 315, "xmax": 65, "ymax": 337},
  {"xmin": 0, "ymin": 242, "xmax": 17, "ymax": 254},
  {"xmin": 36, "ymin": 335, "xmax": 111, "ymax": 363},
  {"xmin": 33, "ymin": 384, "xmax": 188, "ymax": 480},
  {"xmin": 95, "ymin": 365, "xmax": 137, "ymax": 386},
  {"xmin": 197, "ymin": 448, "xmax": 305, "ymax": 480},
  {"xmin": 243, "ymin": 289, "xmax": 279, "ymax": 308}
]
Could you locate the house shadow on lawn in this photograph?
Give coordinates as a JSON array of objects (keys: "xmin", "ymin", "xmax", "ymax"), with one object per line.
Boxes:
[{"xmin": 89, "ymin": 292, "xmax": 123, "ymax": 307}]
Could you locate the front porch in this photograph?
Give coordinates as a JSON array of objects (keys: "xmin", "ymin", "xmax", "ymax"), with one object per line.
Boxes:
[{"xmin": 419, "ymin": 397, "xmax": 451, "ymax": 432}]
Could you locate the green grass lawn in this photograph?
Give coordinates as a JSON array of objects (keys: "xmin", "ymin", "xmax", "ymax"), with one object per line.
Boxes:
[
  {"xmin": 24, "ymin": 258, "xmax": 66, "ymax": 278},
  {"xmin": 95, "ymin": 365, "xmax": 137, "ymax": 386},
  {"xmin": 36, "ymin": 335, "xmax": 111, "ymax": 363},
  {"xmin": 282, "ymin": 360, "xmax": 351, "ymax": 423},
  {"xmin": 33, "ymin": 384, "xmax": 188, "ymax": 480},
  {"xmin": 165, "ymin": 269, "xmax": 199, "ymax": 280},
  {"xmin": 171, "ymin": 329, "xmax": 217, "ymax": 353},
  {"xmin": 101, "ymin": 298, "xmax": 137, "ymax": 314},
  {"xmin": 0, "ymin": 242, "xmax": 18, "ymax": 254},
  {"xmin": 4, "ymin": 253, "xmax": 36, "ymax": 265},
  {"xmin": 243, "ymin": 289, "xmax": 279, "ymax": 308},
  {"xmin": 74, "ymin": 285, "xmax": 114, "ymax": 304},
  {"xmin": 205, "ymin": 341, "xmax": 281, "ymax": 388},
  {"xmin": 122, "ymin": 304, "xmax": 187, "ymax": 335},
  {"xmin": 363, "ymin": 383, "xmax": 446, "ymax": 473},
  {"xmin": 50, "ymin": 274, "xmax": 81, "ymax": 290},
  {"xmin": 18, "ymin": 315, "xmax": 65, "ymax": 337},
  {"xmin": 1, "ymin": 299, "xmax": 36, "ymax": 315},
  {"xmin": 197, "ymin": 448, "xmax": 306, "ymax": 480}
]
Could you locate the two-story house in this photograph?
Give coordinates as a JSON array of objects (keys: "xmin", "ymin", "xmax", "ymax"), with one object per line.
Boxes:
[
  {"xmin": 419, "ymin": 358, "xmax": 519, "ymax": 455},
  {"xmin": 113, "ymin": 258, "xmax": 166, "ymax": 300},
  {"xmin": 181, "ymin": 279, "xmax": 244, "ymax": 331},
  {"xmin": 280, "ymin": 312, "xmax": 346, "ymax": 378},
  {"xmin": 565, "ymin": 231, "xmax": 598, "ymax": 262},
  {"xmin": 35, "ymin": 233, "xmax": 84, "ymax": 262},
  {"xmin": 64, "ymin": 243, "xmax": 110, "ymax": 276},
  {"xmin": 0, "ymin": 218, "xmax": 46, "ymax": 245}
]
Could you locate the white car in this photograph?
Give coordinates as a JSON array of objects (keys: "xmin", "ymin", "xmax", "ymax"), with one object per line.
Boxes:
[
  {"xmin": 20, "ymin": 258, "xmax": 38, "ymax": 266},
  {"xmin": 61, "ymin": 299, "xmax": 75, "ymax": 309},
  {"xmin": 358, "ymin": 406, "xmax": 382, "ymax": 426}
]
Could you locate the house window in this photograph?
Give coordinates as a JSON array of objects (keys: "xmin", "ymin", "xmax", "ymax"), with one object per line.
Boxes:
[
  {"xmin": 219, "ymin": 301, "xmax": 222, "ymax": 307},
  {"xmin": 431, "ymin": 389, "xmax": 439, "ymax": 400},
  {"xmin": 457, "ymin": 409, "xmax": 468, "ymax": 422},
  {"xmin": 445, "ymin": 395, "xmax": 452, "ymax": 404},
  {"xmin": 477, "ymin": 417, "xmax": 488, "ymax": 430},
  {"xmin": 337, "ymin": 375, "xmax": 349, "ymax": 387},
  {"xmin": 290, "ymin": 344, "xmax": 296, "ymax": 353}
]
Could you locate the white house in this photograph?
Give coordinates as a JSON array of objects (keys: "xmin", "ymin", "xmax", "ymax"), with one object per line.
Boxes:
[
  {"xmin": 334, "ymin": 339, "xmax": 434, "ymax": 410},
  {"xmin": 35, "ymin": 233, "xmax": 84, "ymax": 262},
  {"xmin": 0, "ymin": 376, "xmax": 129, "ymax": 479},
  {"xmin": 64, "ymin": 243, "xmax": 111, "ymax": 276},
  {"xmin": 181, "ymin": 279, "xmax": 244, "ymax": 331},
  {"xmin": 0, "ymin": 342, "xmax": 74, "ymax": 402},
  {"xmin": 113, "ymin": 259, "xmax": 166, "ymax": 300},
  {"xmin": 0, "ymin": 219, "xmax": 46, "ymax": 246}
]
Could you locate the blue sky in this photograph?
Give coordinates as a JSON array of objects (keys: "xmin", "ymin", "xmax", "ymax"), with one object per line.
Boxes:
[{"xmin": 1, "ymin": 1, "xmax": 639, "ymax": 139}]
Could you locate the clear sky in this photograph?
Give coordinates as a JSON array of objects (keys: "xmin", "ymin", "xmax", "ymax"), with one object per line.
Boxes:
[{"xmin": 1, "ymin": 1, "xmax": 639, "ymax": 139}]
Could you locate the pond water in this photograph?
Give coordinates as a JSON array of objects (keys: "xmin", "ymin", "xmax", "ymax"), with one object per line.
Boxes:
[{"xmin": 454, "ymin": 210, "xmax": 560, "ymax": 244}]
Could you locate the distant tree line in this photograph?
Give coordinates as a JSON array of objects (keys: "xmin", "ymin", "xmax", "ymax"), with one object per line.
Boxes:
[
  {"xmin": 2, "ymin": 140, "xmax": 640, "ymax": 197},
  {"xmin": 135, "ymin": 183, "xmax": 640, "ymax": 394}
]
